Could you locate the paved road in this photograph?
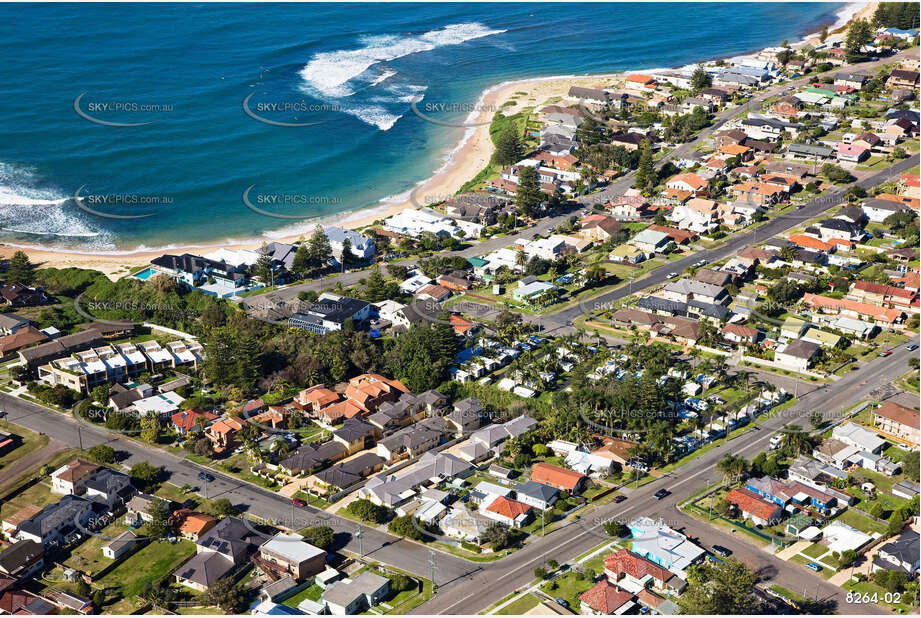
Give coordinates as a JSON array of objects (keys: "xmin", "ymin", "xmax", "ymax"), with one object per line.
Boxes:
[
  {"xmin": 412, "ymin": 337, "xmax": 917, "ymax": 615},
  {"xmin": 0, "ymin": 393, "xmax": 480, "ymax": 585}
]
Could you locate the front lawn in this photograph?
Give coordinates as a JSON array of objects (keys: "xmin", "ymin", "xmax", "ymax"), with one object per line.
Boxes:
[
  {"xmin": 96, "ymin": 539, "xmax": 196, "ymax": 599},
  {"xmin": 63, "ymin": 520, "xmax": 132, "ymax": 576},
  {"xmin": 539, "ymin": 571, "xmax": 595, "ymax": 609},
  {"xmin": 495, "ymin": 593, "xmax": 541, "ymax": 615}
]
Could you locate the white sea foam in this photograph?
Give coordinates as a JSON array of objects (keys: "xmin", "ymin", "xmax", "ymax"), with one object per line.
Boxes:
[
  {"xmin": 298, "ymin": 22, "xmax": 505, "ymax": 129},
  {"xmin": 0, "ymin": 162, "xmax": 109, "ymax": 243}
]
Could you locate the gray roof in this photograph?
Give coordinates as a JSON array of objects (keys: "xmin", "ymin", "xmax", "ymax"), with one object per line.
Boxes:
[
  {"xmin": 637, "ymin": 296, "xmax": 688, "ymax": 316},
  {"xmin": 781, "ymin": 339, "xmax": 821, "ymax": 359},
  {"xmin": 281, "ymin": 441, "xmax": 347, "ymax": 474},
  {"xmin": 175, "ymin": 550, "xmax": 234, "ymax": 587},
  {"xmin": 322, "ymin": 571, "xmax": 389, "ymax": 607},
  {"xmin": 515, "ymin": 480, "xmax": 559, "ymax": 502},
  {"xmin": 787, "ymin": 143, "xmax": 834, "ymax": 157},
  {"xmin": 663, "ymin": 278, "xmax": 727, "ymax": 300}
]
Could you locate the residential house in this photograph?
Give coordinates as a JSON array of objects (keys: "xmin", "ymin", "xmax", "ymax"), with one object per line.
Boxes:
[
  {"xmin": 288, "ymin": 295, "xmax": 372, "ymax": 334},
  {"xmin": 258, "ymin": 532, "xmax": 326, "ymax": 580},
  {"xmin": 665, "ymin": 173, "xmax": 707, "ymax": 195},
  {"xmin": 579, "ymin": 580, "xmax": 635, "ymax": 615},
  {"xmin": 50, "ymin": 460, "xmax": 99, "ymax": 495},
  {"xmin": 630, "ymin": 229, "xmax": 673, "ymax": 253},
  {"xmin": 171, "ymin": 509, "xmax": 218, "ymax": 541},
  {"xmin": 175, "ymin": 517, "xmax": 262, "ymax": 591},
  {"xmin": 862, "ymin": 197, "xmax": 911, "ymax": 223},
  {"xmin": 774, "ymin": 339, "xmax": 821, "ymax": 372},
  {"xmin": 603, "ymin": 548, "xmax": 675, "ymax": 592},
  {"xmin": 874, "ymin": 402, "xmax": 920, "ymax": 449},
  {"xmin": 833, "ymin": 422, "xmax": 886, "ymax": 454},
  {"xmin": 0, "ymin": 540, "xmax": 43, "ymax": 580},
  {"xmin": 873, "ymin": 530, "xmax": 919, "ymax": 576},
  {"xmin": 514, "ymin": 481, "xmax": 559, "ymax": 510},
  {"xmin": 530, "ymin": 462, "xmax": 586, "ymax": 493},
  {"xmin": 0, "ymin": 283, "xmax": 49, "ymax": 308},
  {"xmin": 887, "ymin": 69, "xmax": 920, "ymax": 90},
  {"xmin": 320, "ymin": 571, "xmax": 390, "ymax": 615},
  {"xmin": 205, "ymin": 417, "xmax": 245, "ymax": 453},
  {"xmin": 482, "ymin": 495, "xmax": 532, "ymax": 528},
  {"xmin": 102, "ymin": 530, "xmax": 139, "ymax": 560},
  {"xmin": 726, "ymin": 487, "xmax": 783, "ymax": 526},
  {"xmin": 628, "ymin": 517, "xmax": 705, "ymax": 577}
]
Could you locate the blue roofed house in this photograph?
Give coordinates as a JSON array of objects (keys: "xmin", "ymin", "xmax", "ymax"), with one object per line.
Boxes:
[{"xmin": 628, "ymin": 517, "xmax": 705, "ymax": 578}]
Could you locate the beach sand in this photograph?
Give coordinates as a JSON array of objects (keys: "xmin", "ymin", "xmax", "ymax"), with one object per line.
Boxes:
[{"xmin": 0, "ymin": 2, "xmax": 879, "ymax": 279}]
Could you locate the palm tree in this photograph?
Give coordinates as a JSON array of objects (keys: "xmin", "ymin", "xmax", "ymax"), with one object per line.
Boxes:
[{"xmin": 716, "ymin": 454, "xmax": 747, "ymax": 484}]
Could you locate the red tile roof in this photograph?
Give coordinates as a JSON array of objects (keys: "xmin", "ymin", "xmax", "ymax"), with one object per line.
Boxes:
[
  {"xmin": 788, "ymin": 234, "xmax": 833, "ymax": 252},
  {"xmin": 604, "ymin": 548, "xmax": 673, "ymax": 583},
  {"xmin": 875, "ymin": 402, "xmax": 920, "ymax": 429},
  {"xmin": 579, "ymin": 580, "xmax": 634, "ymax": 614},
  {"xmin": 726, "ymin": 487, "xmax": 780, "ymax": 521},
  {"xmin": 530, "ymin": 462, "xmax": 586, "ymax": 492},
  {"xmin": 852, "ymin": 280, "xmax": 916, "ymax": 300},
  {"xmin": 171, "ymin": 409, "xmax": 219, "ymax": 433},
  {"xmin": 485, "ymin": 496, "xmax": 531, "ymax": 519}
]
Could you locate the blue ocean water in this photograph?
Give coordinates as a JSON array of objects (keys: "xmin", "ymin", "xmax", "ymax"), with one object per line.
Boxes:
[{"xmin": 0, "ymin": 2, "xmax": 845, "ymax": 251}]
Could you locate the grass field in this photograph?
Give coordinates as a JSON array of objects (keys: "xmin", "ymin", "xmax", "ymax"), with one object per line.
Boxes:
[
  {"xmin": 96, "ymin": 539, "xmax": 196, "ymax": 600},
  {"xmin": 494, "ymin": 593, "xmax": 541, "ymax": 615}
]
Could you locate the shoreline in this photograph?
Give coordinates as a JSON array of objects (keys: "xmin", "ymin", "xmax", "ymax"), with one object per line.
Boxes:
[{"xmin": 0, "ymin": 2, "xmax": 877, "ymax": 278}]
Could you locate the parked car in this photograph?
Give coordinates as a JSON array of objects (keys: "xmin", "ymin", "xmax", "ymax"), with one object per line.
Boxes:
[
  {"xmin": 197, "ymin": 472, "xmax": 215, "ymax": 482},
  {"xmin": 906, "ymin": 344, "xmax": 918, "ymax": 351},
  {"xmin": 291, "ymin": 498, "xmax": 307, "ymax": 507},
  {"xmin": 666, "ymin": 272, "xmax": 679, "ymax": 279},
  {"xmin": 712, "ymin": 545, "xmax": 732, "ymax": 557},
  {"xmin": 879, "ymin": 349, "xmax": 893, "ymax": 357},
  {"xmin": 554, "ymin": 598, "xmax": 569, "ymax": 609},
  {"xmin": 613, "ymin": 495, "xmax": 627, "ymax": 503},
  {"xmin": 653, "ymin": 489, "xmax": 669, "ymax": 500},
  {"xmin": 805, "ymin": 562, "xmax": 822, "ymax": 572}
]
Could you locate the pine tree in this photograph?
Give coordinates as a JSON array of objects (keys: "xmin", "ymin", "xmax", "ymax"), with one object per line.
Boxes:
[
  {"xmin": 234, "ymin": 333, "xmax": 262, "ymax": 393},
  {"xmin": 494, "ymin": 128, "xmax": 524, "ymax": 166},
  {"xmin": 254, "ymin": 245, "xmax": 274, "ymax": 284},
  {"xmin": 307, "ymin": 228, "xmax": 333, "ymax": 267},
  {"xmin": 363, "ymin": 267, "xmax": 388, "ymax": 301},
  {"xmin": 690, "ymin": 65, "xmax": 712, "ymax": 91},
  {"xmin": 6, "ymin": 251, "xmax": 35, "ymax": 285},
  {"xmin": 515, "ymin": 166, "xmax": 543, "ymax": 218},
  {"xmin": 292, "ymin": 243, "xmax": 311, "ymax": 275},
  {"xmin": 634, "ymin": 140, "xmax": 654, "ymax": 194},
  {"xmin": 340, "ymin": 238, "xmax": 353, "ymax": 270}
]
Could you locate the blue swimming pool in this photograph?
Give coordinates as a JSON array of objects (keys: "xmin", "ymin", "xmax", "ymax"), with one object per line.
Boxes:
[{"xmin": 133, "ymin": 267, "xmax": 158, "ymax": 280}]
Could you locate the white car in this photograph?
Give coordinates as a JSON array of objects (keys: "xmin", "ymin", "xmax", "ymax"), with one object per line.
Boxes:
[{"xmin": 666, "ymin": 272, "xmax": 679, "ymax": 279}]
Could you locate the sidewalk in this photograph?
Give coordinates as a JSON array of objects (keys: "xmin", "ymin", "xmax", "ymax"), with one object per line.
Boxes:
[{"xmin": 775, "ymin": 539, "xmax": 810, "ymax": 561}]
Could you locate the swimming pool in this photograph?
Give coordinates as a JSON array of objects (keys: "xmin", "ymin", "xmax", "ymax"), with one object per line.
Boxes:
[{"xmin": 133, "ymin": 267, "xmax": 158, "ymax": 280}]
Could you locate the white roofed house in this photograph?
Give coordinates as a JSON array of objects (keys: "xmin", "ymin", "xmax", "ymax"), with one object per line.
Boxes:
[
  {"xmin": 324, "ymin": 226, "xmax": 376, "ymax": 261},
  {"xmin": 383, "ymin": 208, "xmax": 460, "ymax": 238}
]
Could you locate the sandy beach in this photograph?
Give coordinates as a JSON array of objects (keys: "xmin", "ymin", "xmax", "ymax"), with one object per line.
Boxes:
[{"xmin": 0, "ymin": 2, "xmax": 878, "ymax": 279}]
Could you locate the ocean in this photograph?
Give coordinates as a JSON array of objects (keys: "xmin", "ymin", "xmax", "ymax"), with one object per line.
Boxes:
[{"xmin": 0, "ymin": 2, "xmax": 847, "ymax": 252}]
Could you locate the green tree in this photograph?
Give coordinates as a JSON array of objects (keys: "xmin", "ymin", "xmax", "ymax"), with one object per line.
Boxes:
[
  {"xmin": 844, "ymin": 18, "xmax": 874, "ymax": 58},
  {"xmin": 388, "ymin": 515, "xmax": 425, "ymax": 540},
  {"xmin": 678, "ymin": 558, "xmax": 758, "ymax": 614},
  {"xmin": 292, "ymin": 243, "xmax": 312, "ymax": 276},
  {"xmin": 205, "ymin": 578, "xmax": 248, "ymax": 613},
  {"xmin": 515, "ymin": 166, "xmax": 544, "ymax": 218},
  {"xmin": 208, "ymin": 498, "xmax": 237, "ymax": 519},
  {"xmin": 254, "ymin": 245, "xmax": 275, "ymax": 284},
  {"xmin": 634, "ymin": 140, "xmax": 655, "ymax": 194},
  {"xmin": 6, "ymin": 251, "xmax": 35, "ymax": 285},
  {"xmin": 129, "ymin": 461, "xmax": 162, "ymax": 491},
  {"xmin": 300, "ymin": 525, "xmax": 335, "ymax": 550},
  {"xmin": 690, "ymin": 64, "xmax": 712, "ymax": 91},
  {"xmin": 90, "ymin": 385, "xmax": 110, "ymax": 405},
  {"xmin": 820, "ymin": 25, "xmax": 829, "ymax": 43},
  {"xmin": 140, "ymin": 413, "xmax": 161, "ymax": 443},
  {"xmin": 87, "ymin": 444, "xmax": 116, "ymax": 464},
  {"xmin": 146, "ymin": 497, "xmax": 173, "ymax": 538},
  {"xmin": 307, "ymin": 228, "xmax": 333, "ymax": 268},
  {"xmin": 346, "ymin": 498, "xmax": 389, "ymax": 523},
  {"xmin": 494, "ymin": 128, "xmax": 524, "ymax": 166},
  {"xmin": 603, "ymin": 520, "xmax": 628, "ymax": 538}
]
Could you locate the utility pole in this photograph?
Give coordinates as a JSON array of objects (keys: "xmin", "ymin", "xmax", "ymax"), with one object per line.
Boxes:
[
  {"xmin": 77, "ymin": 425, "xmax": 83, "ymax": 451},
  {"xmin": 356, "ymin": 523, "xmax": 363, "ymax": 558},
  {"xmin": 428, "ymin": 549, "xmax": 437, "ymax": 594}
]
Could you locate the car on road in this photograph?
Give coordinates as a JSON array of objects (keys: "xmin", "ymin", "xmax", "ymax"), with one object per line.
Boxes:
[
  {"xmin": 712, "ymin": 545, "xmax": 732, "ymax": 557},
  {"xmin": 613, "ymin": 495, "xmax": 627, "ymax": 503},
  {"xmin": 804, "ymin": 562, "xmax": 822, "ymax": 572},
  {"xmin": 653, "ymin": 489, "xmax": 669, "ymax": 500},
  {"xmin": 554, "ymin": 598, "xmax": 569, "ymax": 609},
  {"xmin": 291, "ymin": 498, "xmax": 307, "ymax": 507},
  {"xmin": 197, "ymin": 472, "xmax": 215, "ymax": 482},
  {"xmin": 906, "ymin": 344, "xmax": 918, "ymax": 351},
  {"xmin": 879, "ymin": 349, "xmax": 893, "ymax": 357},
  {"xmin": 666, "ymin": 272, "xmax": 678, "ymax": 279},
  {"xmin": 0, "ymin": 410, "xmax": 6, "ymax": 418}
]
